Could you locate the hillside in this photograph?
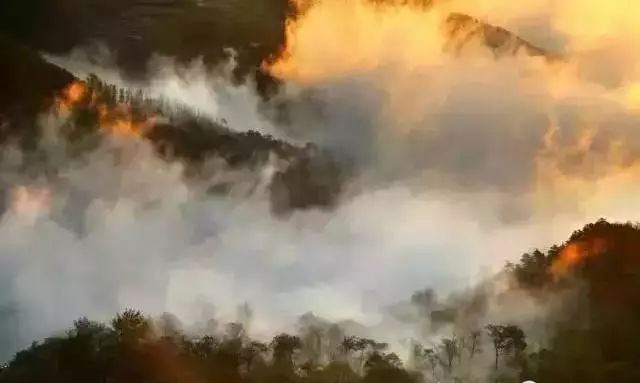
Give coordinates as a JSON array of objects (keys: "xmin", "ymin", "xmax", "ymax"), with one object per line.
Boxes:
[
  {"xmin": 0, "ymin": 1, "xmax": 557, "ymax": 86},
  {"xmin": 0, "ymin": 0, "xmax": 293, "ymax": 94},
  {"xmin": 445, "ymin": 13, "xmax": 558, "ymax": 60},
  {"xmin": 506, "ymin": 220, "xmax": 640, "ymax": 382},
  {"xmin": 0, "ymin": 36, "xmax": 344, "ymax": 213},
  {"xmin": 1, "ymin": 220, "xmax": 639, "ymax": 383},
  {"xmin": 0, "ymin": 35, "xmax": 75, "ymax": 146}
]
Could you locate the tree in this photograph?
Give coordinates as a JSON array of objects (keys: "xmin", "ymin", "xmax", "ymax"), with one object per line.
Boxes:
[
  {"xmin": 241, "ymin": 341, "xmax": 268, "ymax": 374},
  {"xmin": 468, "ymin": 330, "xmax": 482, "ymax": 361},
  {"xmin": 341, "ymin": 336, "xmax": 387, "ymax": 373},
  {"xmin": 270, "ymin": 333, "xmax": 302, "ymax": 368},
  {"xmin": 301, "ymin": 325, "xmax": 324, "ymax": 372},
  {"xmin": 486, "ymin": 324, "xmax": 527, "ymax": 370},
  {"xmin": 111, "ymin": 309, "xmax": 151, "ymax": 342},
  {"xmin": 70, "ymin": 317, "xmax": 108, "ymax": 338},
  {"xmin": 413, "ymin": 344, "xmax": 440, "ymax": 383},
  {"xmin": 189, "ymin": 335, "xmax": 218, "ymax": 359},
  {"xmin": 364, "ymin": 351, "xmax": 402, "ymax": 371},
  {"xmin": 438, "ymin": 337, "xmax": 459, "ymax": 374},
  {"xmin": 363, "ymin": 351, "xmax": 418, "ymax": 383}
]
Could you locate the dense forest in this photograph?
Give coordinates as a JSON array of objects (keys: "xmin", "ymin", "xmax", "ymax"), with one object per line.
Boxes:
[
  {"xmin": 49, "ymin": 74, "xmax": 346, "ymax": 213},
  {"xmin": 0, "ymin": 32, "xmax": 345, "ymax": 214},
  {"xmin": 0, "ymin": 220, "xmax": 639, "ymax": 383}
]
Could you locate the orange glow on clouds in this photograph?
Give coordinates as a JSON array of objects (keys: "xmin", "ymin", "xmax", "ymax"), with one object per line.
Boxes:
[{"xmin": 269, "ymin": 0, "xmax": 448, "ymax": 83}]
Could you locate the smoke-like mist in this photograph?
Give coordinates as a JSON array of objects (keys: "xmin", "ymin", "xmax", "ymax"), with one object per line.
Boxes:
[
  {"xmin": 269, "ymin": 0, "xmax": 640, "ymax": 207},
  {"xmin": 3, "ymin": 0, "xmax": 640, "ymax": 366},
  {"xmin": 0, "ymin": 122, "xmax": 542, "ymax": 358},
  {"xmin": 47, "ymin": 49, "xmax": 284, "ymax": 138}
]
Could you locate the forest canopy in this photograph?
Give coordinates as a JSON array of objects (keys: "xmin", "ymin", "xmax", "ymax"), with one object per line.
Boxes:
[{"xmin": 1, "ymin": 220, "xmax": 640, "ymax": 383}]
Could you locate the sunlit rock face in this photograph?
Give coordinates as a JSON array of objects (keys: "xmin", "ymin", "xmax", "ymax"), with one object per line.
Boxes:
[{"xmin": 445, "ymin": 13, "xmax": 557, "ymax": 60}]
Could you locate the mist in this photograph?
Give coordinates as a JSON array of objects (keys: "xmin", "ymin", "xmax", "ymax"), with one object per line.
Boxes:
[{"xmin": 2, "ymin": 0, "xmax": 640, "ymax": 373}]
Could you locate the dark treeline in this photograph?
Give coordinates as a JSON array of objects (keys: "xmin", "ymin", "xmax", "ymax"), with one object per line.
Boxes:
[
  {"xmin": 0, "ymin": 309, "xmax": 533, "ymax": 383},
  {"xmin": 0, "ymin": 31, "xmax": 346, "ymax": 214},
  {"xmin": 0, "ymin": 310, "xmax": 417, "ymax": 383},
  {"xmin": 2, "ymin": 220, "xmax": 640, "ymax": 382},
  {"xmin": 508, "ymin": 219, "xmax": 640, "ymax": 383},
  {"xmin": 54, "ymin": 74, "xmax": 346, "ymax": 213}
]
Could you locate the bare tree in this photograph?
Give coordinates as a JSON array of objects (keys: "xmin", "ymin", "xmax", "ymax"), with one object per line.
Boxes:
[
  {"xmin": 468, "ymin": 330, "xmax": 482, "ymax": 361},
  {"xmin": 439, "ymin": 337, "xmax": 459, "ymax": 374},
  {"xmin": 412, "ymin": 344, "xmax": 440, "ymax": 382}
]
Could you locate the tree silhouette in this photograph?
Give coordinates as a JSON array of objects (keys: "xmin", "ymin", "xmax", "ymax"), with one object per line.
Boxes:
[
  {"xmin": 486, "ymin": 324, "xmax": 526, "ymax": 370},
  {"xmin": 112, "ymin": 309, "xmax": 151, "ymax": 342},
  {"xmin": 3, "ymin": 220, "xmax": 640, "ymax": 382},
  {"xmin": 271, "ymin": 333, "xmax": 302, "ymax": 368}
]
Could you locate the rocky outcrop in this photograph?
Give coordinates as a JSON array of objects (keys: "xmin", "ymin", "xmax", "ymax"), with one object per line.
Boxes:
[{"xmin": 445, "ymin": 13, "xmax": 559, "ymax": 60}]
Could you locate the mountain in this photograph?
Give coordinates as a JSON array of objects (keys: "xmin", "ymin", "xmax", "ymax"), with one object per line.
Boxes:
[
  {"xmin": 0, "ymin": 0, "xmax": 294, "ymax": 94},
  {"xmin": 0, "ymin": 35, "xmax": 75, "ymax": 146},
  {"xmin": 0, "ymin": 1, "xmax": 558, "ymax": 84},
  {"xmin": 445, "ymin": 13, "xmax": 559, "ymax": 60},
  {"xmin": 0, "ymin": 35, "xmax": 344, "ymax": 213}
]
